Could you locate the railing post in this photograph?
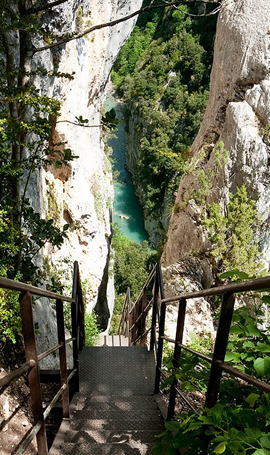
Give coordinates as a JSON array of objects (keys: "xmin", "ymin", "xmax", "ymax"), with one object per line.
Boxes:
[
  {"xmin": 154, "ymin": 263, "xmax": 166, "ymax": 393},
  {"xmin": 125, "ymin": 288, "xmax": 132, "ymax": 345},
  {"xmin": 154, "ymin": 301, "xmax": 166, "ymax": 394},
  {"xmin": 150, "ymin": 266, "xmax": 159, "ymax": 351},
  {"xmin": 140, "ymin": 287, "xmax": 148, "ymax": 346},
  {"xmin": 167, "ymin": 298, "xmax": 187, "ymax": 420},
  {"xmin": 205, "ymin": 292, "xmax": 235, "ymax": 408},
  {"xmin": 72, "ymin": 261, "xmax": 80, "ymax": 393},
  {"xmin": 77, "ymin": 275, "xmax": 85, "ymax": 351},
  {"xmin": 56, "ymin": 299, "xmax": 70, "ymax": 419},
  {"xmin": 19, "ymin": 291, "xmax": 48, "ymax": 455}
]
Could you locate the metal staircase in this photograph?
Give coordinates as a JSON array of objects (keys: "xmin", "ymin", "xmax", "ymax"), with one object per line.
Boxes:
[
  {"xmin": 2, "ymin": 262, "xmax": 270, "ymax": 454},
  {"xmin": 50, "ymin": 344, "xmax": 164, "ymax": 455}
]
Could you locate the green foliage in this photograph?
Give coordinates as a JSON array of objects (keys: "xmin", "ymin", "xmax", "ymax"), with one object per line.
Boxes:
[
  {"xmin": 111, "ymin": 4, "xmax": 216, "ymax": 236},
  {"xmin": 84, "ymin": 312, "xmax": 100, "ymax": 347},
  {"xmin": 109, "ymin": 224, "xmax": 157, "ymax": 334},
  {"xmin": 0, "ymin": 3, "xmax": 78, "ymax": 281},
  {"xmin": 203, "ymin": 185, "xmax": 265, "ymax": 276},
  {"xmin": 0, "ymin": 287, "xmax": 21, "ymax": 344},
  {"xmin": 154, "ymin": 398, "xmax": 270, "ymax": 455},
  {"xmin": 155, "ymin": 305, "xmax": 270, "ymax": 454}
]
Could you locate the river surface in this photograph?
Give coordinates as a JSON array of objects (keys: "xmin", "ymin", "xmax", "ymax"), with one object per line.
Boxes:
[{"xmin": 104, "ymin": 94, "xmax": 148, "ymax": 243}]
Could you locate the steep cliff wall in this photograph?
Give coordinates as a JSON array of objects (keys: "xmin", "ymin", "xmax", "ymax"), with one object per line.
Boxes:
[
  {"xmin": 162, "ymin": 0, "xmax": 270, "ymax": 338},
  {"xmin": 26, "ymin": 0, "xmax": 143, "ymax": 358}
]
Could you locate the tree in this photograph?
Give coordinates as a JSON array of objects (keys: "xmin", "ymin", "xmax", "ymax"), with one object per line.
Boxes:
[
  {"xmin": 0, "ymin": 1, "xmax": 76, "ymax": 280},
  {"xmin": 203, "ymin": 185, "xmax": 265, "ymax": 276}
]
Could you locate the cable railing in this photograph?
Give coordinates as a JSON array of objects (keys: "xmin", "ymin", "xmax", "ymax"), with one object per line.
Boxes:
[
  {"xmin": 0, "ymin": 261, "xmax": 84, "ymax": 455},
  {"xmin": 119, "ymin": 262, "xmax": 270, "ymax": 420}
]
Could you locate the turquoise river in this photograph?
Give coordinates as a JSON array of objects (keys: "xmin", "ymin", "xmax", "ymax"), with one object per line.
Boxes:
[{"xmin": 104, "ymin": 95, "xmax": 148, "ymax": 243}]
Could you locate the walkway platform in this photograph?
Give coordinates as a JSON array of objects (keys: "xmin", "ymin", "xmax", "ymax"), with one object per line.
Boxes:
[{"xmin": 50, "ymin": 345, "xmax": 164, "ymax": 454}]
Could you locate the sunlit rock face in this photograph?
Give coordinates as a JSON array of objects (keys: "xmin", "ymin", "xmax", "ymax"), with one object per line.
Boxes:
[
  {"xmin": 37, "ymin": 0, "xmax": 142, "ymax": 305},
  {"xmin": 162, "ymin": 0, "xmax": 270, "ymax": 339},
  {"xmin": 25, "ymin": 0, "xmax": 142, "ymax": 365}
]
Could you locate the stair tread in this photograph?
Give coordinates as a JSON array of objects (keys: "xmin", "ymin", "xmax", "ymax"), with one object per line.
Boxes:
[
  {"xmin": 96, "ymin": 335, "xmax": 129, "ymax": 347},
  {"xmin": 65, "ymin": 429, "xmax": 160, "ymax": 444},
  {"xmin": 50, "ymin": 347, "xmax": 164, "ymax": 455},
  {"xmin": 72, "ymin": 409, "xmax": 162, "ymax": 420},
  {"xmin": 75, "ymin": 398, "xmax": 159, "ymax": 411},
  {"xmin": 58, "ymin": 442, "xmax": 153, "ymax": 455},
  {"xmin": 70, "ymin": 417, "xmax": 164, "ymax": 431}
]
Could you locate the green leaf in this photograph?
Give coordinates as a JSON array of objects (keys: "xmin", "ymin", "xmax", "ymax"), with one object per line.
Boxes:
[
  {"xmin": 254, "ymin": 357, "xmax": 270, "ymax": 378},
  {"xmin": 260, "ymin": 436, "xmax": 270, "ymax": 450},
  {"xmin": 219, "ymin": 269, "xmax": 251, "ymax": 280},
  {"xmin": 252, "ymin": 450, "xmax": 270, "ymax": 455},
  {"xmin": 243, "ymin": 340, "xmax": 256, "ymax": 349},
  {"xmin": 230, "ymin": 325, "xmax": 242, "ymax": 334},
  {"xmin": 245, "ymin": 393, "xmax": 260, "ymax": 407},
  {"xmin": 262, "ymin": 295, "xmax": 270, "ymax": 304},
  {"xmin": 165, "ymin": 421, "xmax": 181, "ymax": 432},
  {"xmin": 225, "ymin": 352, "xmax": 241, "ymax": 362},
  {"xmin": 214, "ymin": 442, "xmax": 227, "ymax": 453},
  {"xmin": 246, "ymin": 324, "xmax": 261, "ymax": 337}
]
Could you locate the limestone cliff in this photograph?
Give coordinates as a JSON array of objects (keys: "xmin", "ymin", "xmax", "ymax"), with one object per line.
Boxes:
[
  {"xmin": 161, "ymin": 0, "xmax": 270, "ymax": 338},
  {"xmin": 34, "ymin": 0, "xmax": 142, "ymax": 305},
  {"xmin": 24, "ymin": 0, "xmax": 142, "ymax": 359}
]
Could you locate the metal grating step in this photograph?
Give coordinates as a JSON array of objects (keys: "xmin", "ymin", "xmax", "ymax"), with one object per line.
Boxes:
[
  {"xmin": 70, "ymin": 408, "xmax": 162, "ymax": 421},
  {"xmin": 96, "ymin": 335, "xmax": 129, "ymax": 347},
  {"xmin": 58, "ymin": 442, "xmax": 153, "ymax": 455},
  {"xmin": 70, "ymin": 417, "xmax": 164, "ymax": 432},
  {"xmin": 74, "ymin": 397, "xmax": 159, "ymax": 412},
  {"xmin": 80, "ymin": 347, "xmax": 156, "ymax": 396},
  {"xmin": 65, "ymin": 429, "xmax": 160, "ymax": 444},
  {"xmin": 49, "ymin": 347, "xmax": 164, "ymax": 455}
]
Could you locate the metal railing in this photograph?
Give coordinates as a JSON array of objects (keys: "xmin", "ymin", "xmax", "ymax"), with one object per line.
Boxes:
[
  {"xmin": 119, "ymin": 262, "xmax": 270, "ymax": 420},
  {"xmin": 0, "ymin": 261, "xmax": 84, "ymax": 455}
]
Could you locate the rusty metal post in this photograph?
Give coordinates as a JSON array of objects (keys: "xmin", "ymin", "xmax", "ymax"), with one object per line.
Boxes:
[
  {"xmin": 72, "ymin": 261, "xmax": 79, "ymax": 392},
  {"xmin": 167, "ymin": 298, "xmax": 187, "ymax": 420},
  {"xmin": 77, "ymin": 279, "xmax": 85, "ymax": 351},
  {"xmin": 154, "ymin": 301, "xmax": 166, "ymax": 394},
  {"xmin": 139, "ymin": 288, "xmax": 147, "ymax": 346},
  {"xmin": 205, "ymin": 292, "xmax": 235, "ymax": 408},
  {"xmin": 56, "ymin": 299, "xmax": 70, "ymax": 419},
  {"xmin": 19, "ymin": 291, "xmax": 48, "ymax": 455},
  {"xmin": 154, "ymin": 263, "xmax": 166, "ymax": 393},
  {"xmin": 125, "ymin": 288, "xmax": 132, "ymax": 345},
  {"xmin": 150, "ymin": 269, "xmax": 159, "ymax": 351}
]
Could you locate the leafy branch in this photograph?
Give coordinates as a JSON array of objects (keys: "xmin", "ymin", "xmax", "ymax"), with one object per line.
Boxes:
[{"xmin": 33, "ymin": 0, "xmax": 223, "ymax": 53}]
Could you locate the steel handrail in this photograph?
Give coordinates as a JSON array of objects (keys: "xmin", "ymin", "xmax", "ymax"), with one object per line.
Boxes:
[
  {"xmin": 0, "ymin": 260, "xmax": 84, "ymax": 455},
  {"xmin": 161, "ymin": 275, "xmax": 270, "ymax": 303},
  {"xmin": 125, "ymin": 262, "xmax": 270, "ymax": 421},
  {"xmin": 0, "ymin": 276, "xmax": 75, "ymax": 302}
]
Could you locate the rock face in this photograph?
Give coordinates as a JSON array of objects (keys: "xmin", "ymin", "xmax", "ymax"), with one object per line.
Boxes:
[
  {"xmin": 162, "ymin": 0, "xmax": 270, "ymax": 338},
  {"xmin": 25, "ymin": 0, "xmax": 142, "ymax": 363}
]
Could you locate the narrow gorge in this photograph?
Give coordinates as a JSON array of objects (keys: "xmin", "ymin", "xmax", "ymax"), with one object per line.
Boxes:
[{"xmin": 1, "ymin": 0, "xmax": 270, "ymax": 352}]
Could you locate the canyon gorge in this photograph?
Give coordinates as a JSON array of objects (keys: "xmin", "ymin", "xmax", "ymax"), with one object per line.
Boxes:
[{"xmin": 2, "ymin": 0, "xmax": 270, "ymax": 347}]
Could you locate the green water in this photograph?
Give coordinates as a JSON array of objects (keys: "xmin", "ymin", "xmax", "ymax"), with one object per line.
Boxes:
[{"xmin": 104, "ymin": 95, "xmax": 148, "ymax": 243}]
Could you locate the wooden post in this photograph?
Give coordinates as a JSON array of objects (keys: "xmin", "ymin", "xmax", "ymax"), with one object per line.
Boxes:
[{"xmin": 20, "ymin": 291, "xmax": 48, "ymax": 455}]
